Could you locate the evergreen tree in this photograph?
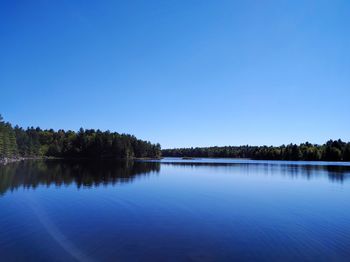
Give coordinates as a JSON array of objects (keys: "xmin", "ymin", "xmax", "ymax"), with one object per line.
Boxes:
[{"xmin": 163, "ymin": 139, "xmax": 350, "ymax": 162}]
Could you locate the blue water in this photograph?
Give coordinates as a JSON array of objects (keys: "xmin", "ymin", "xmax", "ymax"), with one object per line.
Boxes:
[{"xmin": 1, "ymin": 158, "xmax": 350, "ymax": 261}]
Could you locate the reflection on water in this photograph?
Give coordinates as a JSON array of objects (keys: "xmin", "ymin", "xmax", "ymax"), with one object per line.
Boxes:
[
  {"xmin": 1, "ymin": 159, "xmax": 350, "ymax": 196},
  {"xmin": 159, "ymin": 161, "xmax": 350, "ymax": 182},
  {"xmin": 0, "ymin": 160, "xmax": 160, "ymax": 196},
  {"xmin": 1, "ymin": 158, "xmax": 350, "ymax": 261}
]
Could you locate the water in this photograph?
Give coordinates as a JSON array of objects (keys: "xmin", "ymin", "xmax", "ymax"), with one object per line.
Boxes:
[{"xmin": 1, "ymin": 158, "xmax": 350, "ymax": 261}]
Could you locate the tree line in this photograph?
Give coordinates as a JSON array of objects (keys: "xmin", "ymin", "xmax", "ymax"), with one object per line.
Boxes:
[
  {"xmin": 162, "ymin": 140, "xmax": 350, "ymax": 162},
  {"xmin": 0, "ymin": 114, "xmax": 161, "ymax": 159}
]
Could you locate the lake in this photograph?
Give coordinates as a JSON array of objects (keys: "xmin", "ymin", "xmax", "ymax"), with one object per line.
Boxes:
[{"xmin": 1, "ymin": 158, "xmax": 350, "ymax": 261}]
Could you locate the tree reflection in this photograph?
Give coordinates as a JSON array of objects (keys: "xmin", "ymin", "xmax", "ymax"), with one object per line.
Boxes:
[
  {"xmin": 2, "ymin": 160, "xmax": 349, "ymax": 196},
  {"xmin": 0, "ymin": 160, "xmax": 160, "ymax": 195},
  {"xmin": 160, "ymin": 162, "xmax": 350, "ymax": 182}
]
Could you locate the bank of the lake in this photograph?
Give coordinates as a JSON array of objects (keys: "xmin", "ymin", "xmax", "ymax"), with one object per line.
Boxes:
[
  {"xmin": 0, "ymin": 156, "xmax": 48, "ymax": 166},
  {"xmin": 0, "ymin": 157, "xmax": 26, "ymax": 166}
]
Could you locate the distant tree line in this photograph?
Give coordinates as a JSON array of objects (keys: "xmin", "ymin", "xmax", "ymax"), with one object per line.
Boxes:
[
  {"xmin": 0, "ymin": 114, "xmax": 161, "ymax": 159},
  {"xmin": 163, "ymin": 140, "xmax": 350, "ymax": 162}
]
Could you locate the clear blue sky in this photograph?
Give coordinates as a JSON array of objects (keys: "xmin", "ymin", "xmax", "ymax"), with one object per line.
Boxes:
[{"xmin": 1, "ymin": 0, "xmax": 349, "ymax": 148}]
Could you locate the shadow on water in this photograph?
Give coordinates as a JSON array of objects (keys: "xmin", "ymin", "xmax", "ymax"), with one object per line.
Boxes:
[{"xmin": 0, "ymin": 159, "xmax": 160, "ymax": 196}]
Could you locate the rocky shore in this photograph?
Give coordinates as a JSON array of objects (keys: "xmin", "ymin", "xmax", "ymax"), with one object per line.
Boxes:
[
  {"xmin": 0, "ymin": 157, "xmax": 26, "ymax": 166},
  {"xmin": 0, "ymin": 157, "xmax": 44, "ymax": 166}
]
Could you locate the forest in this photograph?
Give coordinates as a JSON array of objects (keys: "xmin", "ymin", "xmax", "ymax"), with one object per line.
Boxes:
[
  {"xmin": 0, "ymin": 114, "xmax": 161, "ymax": 160},
  {"xmin": 2, "ymin": 113, "xmax": 350, "ymax": 162},
  {"xmin": 163, "ymin": 140, "xmax": 350, "ymax": 162}
]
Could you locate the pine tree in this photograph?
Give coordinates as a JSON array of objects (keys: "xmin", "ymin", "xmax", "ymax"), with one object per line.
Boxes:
[
  {"xmin": 8, "ymin": 130, "xmax": 18, "ymax": 157},
  {"xmin": 2, "ymin": 129, "xmax": 10, "ymax": 157},
  {"xmin": 0, "ymin": 114, "xmax": 4, "ymax": 157},
  {"xmin": 0, "ymin": 131, "xmax": 4, "ymax": 157}
]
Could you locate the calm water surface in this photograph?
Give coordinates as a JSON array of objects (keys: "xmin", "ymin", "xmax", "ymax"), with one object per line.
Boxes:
[{"xmin": 1, "ymin": 158, "xmax": 350, "ymax": 261}]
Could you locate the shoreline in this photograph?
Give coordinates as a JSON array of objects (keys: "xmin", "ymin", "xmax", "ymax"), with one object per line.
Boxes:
[
  {"xmin": 0, "ymin": 156, "xmax": 45, "ymax": 166},
  {"xmin": 0, "ymin": 156, "xmax": 162, "ymax": 166},
  {"xmin": 162, "ymin": 156, "xmax": 350, "ymax": 163},
  {"xmin": 2, "ymin": 156, "xmax": 349, "ymax": 166}
]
